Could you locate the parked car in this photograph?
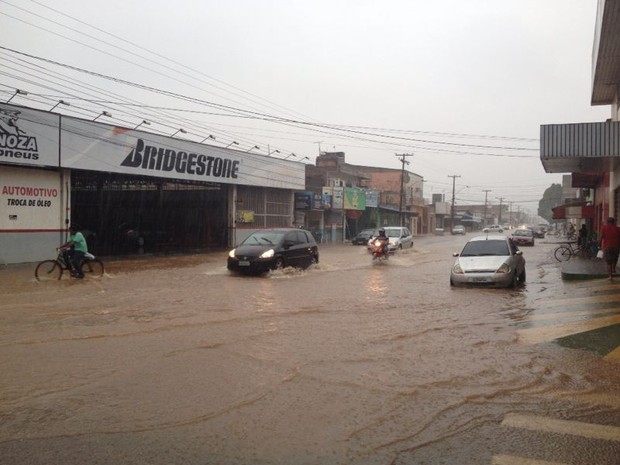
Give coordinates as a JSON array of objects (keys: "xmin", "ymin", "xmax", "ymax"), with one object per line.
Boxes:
[
  {"xmin": 511, "ymin": 228, "xmax": 535, "ymax": 246},
  {"xmin": 352, "ymin": 228, "xmax": 378, "ymax": 245},
  {"xmin": 367, "ymin": 226, "xmax": 414, "ymax": 252},
  {"xmin": 451, "ymin": 225, "xmax": 466, "ymax": 235},
  {"xmin": 450, "ymin": 235, "xmax": 526, "ymax": 288},
  {"xmin": 483, "ymin": 224, "xmax": 503, "ymax": 233},
  {"xmin": 227, "ymin": 228, "xmax": 319, "ymax": 274}
]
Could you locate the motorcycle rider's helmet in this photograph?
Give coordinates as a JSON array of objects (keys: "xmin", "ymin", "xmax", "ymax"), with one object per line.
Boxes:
[{"xmin": 378, "ymin": 228, "xmax": 386, "ymax": 235}]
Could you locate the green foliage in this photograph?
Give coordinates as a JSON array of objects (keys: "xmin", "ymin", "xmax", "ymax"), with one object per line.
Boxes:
[{"xmin": 538, "ymin": 183, "xmax": 562, "ymax": 222}]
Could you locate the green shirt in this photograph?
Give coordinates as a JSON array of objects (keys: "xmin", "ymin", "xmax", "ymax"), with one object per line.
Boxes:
[{"xmin": 70, "ymin": 231, "xmax": 88, "ymax": 253}]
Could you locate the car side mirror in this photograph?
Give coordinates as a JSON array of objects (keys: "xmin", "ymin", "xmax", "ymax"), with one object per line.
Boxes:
[
  {"xmin": 515, "ymin": 250, "xmax": 523, "ymax": 255},
  {"xmin": 283, "ymin": 240, "xmax": 295, "ymax": 248},
  {"xmin": 453, "ymin": 252, "xmax": 459, "ymax": 257}
]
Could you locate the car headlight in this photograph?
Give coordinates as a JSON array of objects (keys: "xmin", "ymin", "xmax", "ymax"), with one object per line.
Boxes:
[
  {"xmin": 452, "ymin": 263, "xmax": 464, "ymax": 274},
  {"xmin": 389, "ymin": 240, "xmax": 397, "ymax": 246},
  {"xmin": 228, "ymin": 249, "xmax": 236, "ymax": 258},
  {"xmin": 496, "ymin": 263, "xmax": 511, "ymax": 274},
  {"xmin": 259, "ymin": 249, "xmax": 275, "ymax": 259}
]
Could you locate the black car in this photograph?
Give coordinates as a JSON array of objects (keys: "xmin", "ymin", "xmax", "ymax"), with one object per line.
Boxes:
[
  {"xmin": 352, "ymin": 228, "xmax": 379, "ymax": 245},
  {"xmin": 227, "ymin": 228, "xmax": 319, "ymax": 274}
]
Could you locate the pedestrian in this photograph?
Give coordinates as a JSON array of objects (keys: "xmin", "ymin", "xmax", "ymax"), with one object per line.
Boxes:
[
  {"xmin": 59, "ymin": 224, "xmax": 88, "ymax": 279},
  {"xmin": 598, "ymin": 217, "xmax": 620, "ymax": 280},
  {"xmin": 578, "ymin": 224, "xmax": 588, "ymax": 247}
]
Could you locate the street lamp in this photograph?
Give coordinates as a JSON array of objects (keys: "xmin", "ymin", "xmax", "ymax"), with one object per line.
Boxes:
[
  {"xmin": 285, "ymin": 153, "xmax": 297, "ymax": 160},
  {"xmin": 268, "ymin": 149, "xmax": 280, "ymax": 156},
  {"xmin": 49, "ymin": 100, "xmax": 70, "ymax": 112},
  {"xmin": 6, "ymin": 89, "xmax": 28, "ymax": 103},
  {"xmin": 171, "ymin": 128, "xmax": 187, "ymax": 137},
  {"xmin": 200, "ymin": 135, "xmax": 216, "ymax": 143},
  {"xmin": 93, "ymin": 111, "xmax": 112, "ymax": 121},
  {"xmin": 245, "ymin": 145, "xmax": 260, "ymax": 153},
  {"xmin": 134, "ymin": 120, "xmax": 151, "ymax": 130},
  {"xmin": 225, "ymin": 141, "xmax": 239, "ymax": 148}
]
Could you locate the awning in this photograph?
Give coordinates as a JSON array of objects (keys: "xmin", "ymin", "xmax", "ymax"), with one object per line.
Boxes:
[{"xmin": 552, "ymin": 205, "xmax": 595, "ymax": 220}]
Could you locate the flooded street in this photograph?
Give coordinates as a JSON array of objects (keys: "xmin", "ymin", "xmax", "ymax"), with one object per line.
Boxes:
[{"xmin": 1, "ymin": 235, "xmax": 619, "ymax": 464}]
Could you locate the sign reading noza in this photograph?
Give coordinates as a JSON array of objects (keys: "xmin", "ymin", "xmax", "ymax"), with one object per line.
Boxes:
[
  {"xmin": 121, "ymin": 138, "xmax": 239, "ymax": 179},
  {"xmin": 0, "ymin": 104, "xmax": 59, "ymax": 167}
]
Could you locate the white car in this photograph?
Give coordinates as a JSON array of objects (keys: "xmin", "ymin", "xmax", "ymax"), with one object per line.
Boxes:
[
  {"xmin": 483, "ymin": 224, "xmax": 503, "ymax": 233},
  {"xmin": 450, "ymin": 235, "xmax": 526, "ymax": 288},
  {"xmin": 367, "ymin": 226, "xmax": 413, "ymax": 252}
]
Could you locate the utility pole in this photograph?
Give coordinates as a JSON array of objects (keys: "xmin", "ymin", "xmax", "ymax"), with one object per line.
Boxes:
[
  {"xmin": 482, "ymin": 189, "xmax": 491, "ymax": 228},
  {"xmin": 448, "ymin": 174, "xmax": 461, "ymax": 231},
  {"xmin": 396, "ymin": 153, "xmax": 414, "ymax": 227},
  {"xmin": 496, "ymin": 197, "xmax": 505, "ymax": 225}
]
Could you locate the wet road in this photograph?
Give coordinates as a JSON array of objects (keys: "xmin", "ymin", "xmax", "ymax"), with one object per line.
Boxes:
[{"xmin": 1, "ymin": 234, "xmax": 619, "ymax": 464}]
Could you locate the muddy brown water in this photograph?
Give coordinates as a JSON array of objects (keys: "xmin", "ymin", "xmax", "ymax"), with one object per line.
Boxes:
[{"xmin": 1, "ymin": 237, "xmax": 619, "ymax": 464}]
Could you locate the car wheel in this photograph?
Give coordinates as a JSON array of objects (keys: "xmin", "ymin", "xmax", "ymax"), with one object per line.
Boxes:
[
  {"xmin": 398, "ymin": 244, "xmax": 403, "ymax": 250},
  {"xmin": 311, "ymin": 254, "xmax": 319, "ymax": 265},
  {"xmin": 519, "ymin": 268, "xmax": 526, "ymax": 284},
  {"xmin": 450, "ymin": 277, "xmax": 455, "ymax": 287},
  {"xmin": 510, "ymin": 272, "xmax": 519, "ymax": 288},
  {"xmin": 274, "ymin": 258, "xmax": 284, "ymax": 270}
]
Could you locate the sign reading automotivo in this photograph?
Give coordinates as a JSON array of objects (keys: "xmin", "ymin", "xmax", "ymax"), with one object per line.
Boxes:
[
  {"xmin": 2, "ymin": 185, "xmax": 58, "ymax": 207},
  {"xmin": 0, "ymin": 165, "xmax": 62, "ymax": 230}
]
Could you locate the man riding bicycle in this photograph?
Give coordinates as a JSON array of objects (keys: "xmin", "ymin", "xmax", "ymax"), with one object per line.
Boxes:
[{"xmin": 59, "ymin": 225, "xmax": 88, "ymax": 279}]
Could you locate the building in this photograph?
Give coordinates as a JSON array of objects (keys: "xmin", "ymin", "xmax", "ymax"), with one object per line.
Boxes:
[
  {"xmin": 540, "ymin": 1, "xmax": 620, "ymax": 230},
  {"xmin": 301, "ymin": 152, "xmax": 425, "ymax": 242},
  {"xmin": 0, "ymin": 103, "xmax": 305, "ymax": 264}
]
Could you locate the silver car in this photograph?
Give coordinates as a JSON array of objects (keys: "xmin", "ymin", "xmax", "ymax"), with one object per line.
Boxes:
[
  {"xmin": 367, "ymin": 226, "xmax": 413, "ymax": 252},
  {"xmin": 450, "ymin": 235, "xmax": 525, "ymax": 288}
]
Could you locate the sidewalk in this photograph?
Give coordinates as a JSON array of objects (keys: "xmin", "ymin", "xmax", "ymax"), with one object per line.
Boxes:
[{"xmin": 561, "ymin": 257, "xmax": 611, "ymax": 281}]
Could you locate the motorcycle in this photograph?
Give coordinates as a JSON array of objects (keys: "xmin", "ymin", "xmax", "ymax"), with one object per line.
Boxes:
[{"xmin": 370, "ymin": 239, "xmax": 389, "ymax": 262}]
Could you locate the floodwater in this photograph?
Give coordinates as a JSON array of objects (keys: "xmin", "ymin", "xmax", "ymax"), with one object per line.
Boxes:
[{"xmin": 1, "ymin": 235, "xmax": 619, "ymax": 464}]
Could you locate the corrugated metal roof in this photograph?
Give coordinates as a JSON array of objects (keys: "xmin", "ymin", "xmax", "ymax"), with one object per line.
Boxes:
[{"xmin": 540, "ymin": 121, "xmax": 620, "ymax": 173}]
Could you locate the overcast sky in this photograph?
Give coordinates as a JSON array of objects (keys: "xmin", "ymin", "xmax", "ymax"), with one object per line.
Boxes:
[{"xmin": 0, "ymin": 0, "xmax": 610, "ymax": 217}]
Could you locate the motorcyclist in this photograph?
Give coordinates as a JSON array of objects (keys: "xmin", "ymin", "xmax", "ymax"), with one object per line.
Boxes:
[{"xmin": 375, "ymin": 228, "xmax": 389, "ymax": 254}]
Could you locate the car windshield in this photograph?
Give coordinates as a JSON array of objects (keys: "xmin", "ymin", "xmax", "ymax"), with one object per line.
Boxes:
[
  {"xmin": 513, "ymin": 230, "xmax": 532, "ymax": 236},
  {"xmin": 242, "ymin": 231, "xmax": 285, "ymax": 245},
  {"xmin": 385, "ymin": 229, "xmax": 401, "ymax": 238},
  {"xmin": 460, "ymin": 240, "xmax": 510, "ymax": 257}
]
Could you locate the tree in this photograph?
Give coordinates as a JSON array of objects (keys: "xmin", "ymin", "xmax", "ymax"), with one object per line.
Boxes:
[{"xmin": 538, "ymin": 183, "xmax": 562, "ymax": 222}]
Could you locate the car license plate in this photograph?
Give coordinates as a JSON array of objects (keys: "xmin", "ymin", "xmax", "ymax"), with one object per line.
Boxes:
[
  {"xmin": 472, "ymin": 277, "xmax": 487, "ymax": 282},
  {"xmin": 239, "ymin": 261, "xmax": 250, "ymax": 266}
]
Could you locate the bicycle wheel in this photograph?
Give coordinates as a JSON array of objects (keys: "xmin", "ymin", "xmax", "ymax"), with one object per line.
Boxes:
[
  {"xmin": 35, "ymin": 260, "xmax": 63, "ymax": 281},
  {"xmin": 554, "ymin": 246, "xmax": 572, "ymax": 262},
  {"xmin": 82, "ymin": 259, "xmax": 104, "ymax": 278}
]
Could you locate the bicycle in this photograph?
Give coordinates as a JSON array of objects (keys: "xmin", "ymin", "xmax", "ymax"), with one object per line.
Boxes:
[
  {"xmin": 553, "ymin": 240, "xmax": 597, "ymax": 261},
  {"xmin": 35, "ymin": 248, "xmax": 105, "ymax": 281}
]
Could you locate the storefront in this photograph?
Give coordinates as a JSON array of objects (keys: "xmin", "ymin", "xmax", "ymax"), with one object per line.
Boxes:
[{"xmin": 0, "ymin": 103, "xmax": 305, "ymax": 264}]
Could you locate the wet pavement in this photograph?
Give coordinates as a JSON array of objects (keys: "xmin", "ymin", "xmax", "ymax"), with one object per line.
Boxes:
[{"xmin": 0, "ymin": 235, "xmax": 619, "ymax": 464}]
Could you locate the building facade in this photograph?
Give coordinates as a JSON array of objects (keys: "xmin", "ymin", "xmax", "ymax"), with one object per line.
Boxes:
[
  {"xmin": 540, "ymin": 1, "xmax": 620, "ymax": 231},
  {"xmin": 0, "ymin": 103, "xmax": 305, "ymax": 264}
]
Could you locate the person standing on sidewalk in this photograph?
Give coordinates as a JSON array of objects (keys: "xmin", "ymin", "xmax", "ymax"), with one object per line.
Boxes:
[{"xmin": 598, "ymin": 217, "xmax": 620, "ymax": 280}]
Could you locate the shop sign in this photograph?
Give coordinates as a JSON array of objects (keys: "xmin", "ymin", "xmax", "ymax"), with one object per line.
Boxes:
[
  {"xmin": 365, "ymin": 190, "xmax": 379, "ymax": 208},
  {"xmin": 332, "ymin": 187, "xmax": 344, "ymax": 209},
  {"xmin": 343, "ymin": 187, "xmax": 366, "ymax": 210},
  {"xmin": 322, "ymin": 187, "xmax": 333, "ymax": 209},
  {"xmin": 0, "ymin": 104, "xmax": 60, "ymax": 168},
  {"xmin": 0, "ymin": 165, "xmax": 62, "ymax": 230},
  {"xmin": 294, "ymin": 191, "xmax": 313, "ymax": 210},
  {"xmin": 59, "ymin": 117, "xmax": 305, "ymax": 189},
  {"xmin": 236, "ymin": 210, "xmax": 255, "ymax": 223}
]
